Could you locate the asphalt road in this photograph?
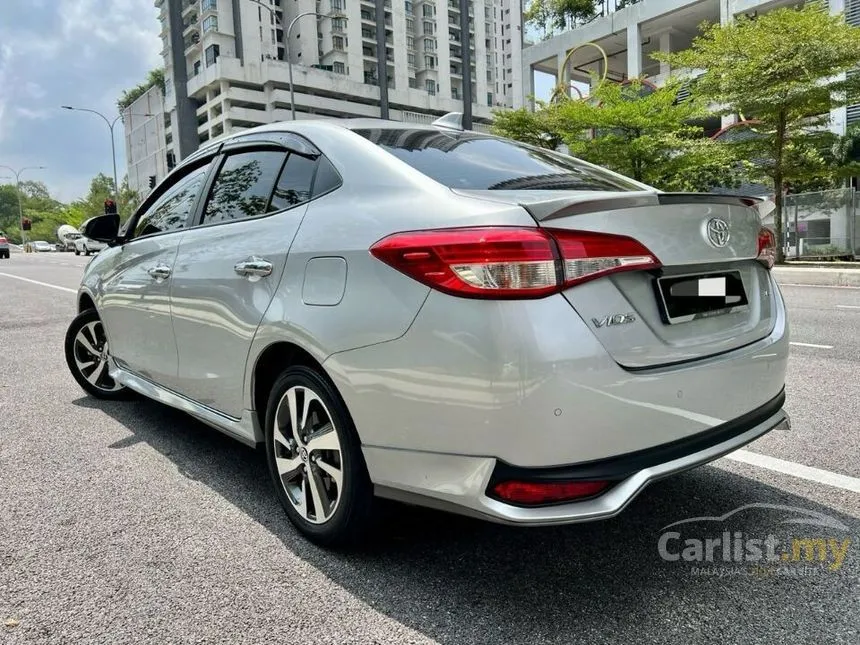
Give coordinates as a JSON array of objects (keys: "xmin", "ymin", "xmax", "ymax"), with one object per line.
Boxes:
[{"xmin": 1, "ymin": 253, "xmax": 858, "ymax": 645}]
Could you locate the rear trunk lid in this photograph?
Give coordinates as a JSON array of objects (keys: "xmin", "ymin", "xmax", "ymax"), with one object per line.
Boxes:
[{"xmin": 455, "ymin": 189, "xmax": 777, "ymax": 368}]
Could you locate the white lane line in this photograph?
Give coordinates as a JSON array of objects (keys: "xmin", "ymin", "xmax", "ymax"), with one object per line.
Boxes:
[
  {"xmin": 836, "ymin": 304, "xmax": 860, "ymax": 310},
  {"xmin": 724, "ymin": 449, "xmax": 860, "ymax": 494},
  {"xmin": 0, "ymin": 272, "xmax": 76, "ymax": 293},
  {"xmin": 789, "ymin": 342, "xmax": 834, "ymax": 349}
]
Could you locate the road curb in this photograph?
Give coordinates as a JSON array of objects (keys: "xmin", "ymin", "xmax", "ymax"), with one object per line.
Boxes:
[{"xmin": 773, "ymin": 266, "xmax": 860, "ymax": 287}]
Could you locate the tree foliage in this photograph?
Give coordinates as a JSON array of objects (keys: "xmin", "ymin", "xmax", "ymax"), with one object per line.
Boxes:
[
  {"xmin": 524, "ymin": 0, "xmax": 598, "ymax": 38},
  {"xmin": 493, "ymin": 79, "xmax": 748, "ymax": 192},
  {"xmin": 655, "ymin": 4, "xmax": 860, "ymax": 261},
  {"xmin": 117, "ymin": 68, "xmax": 166, "ymax": 111}
]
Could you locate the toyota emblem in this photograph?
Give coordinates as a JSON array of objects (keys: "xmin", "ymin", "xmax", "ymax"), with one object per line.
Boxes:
[{"xmin": 706, "ymin": 218, "xmax": 730, "ymax": 248}]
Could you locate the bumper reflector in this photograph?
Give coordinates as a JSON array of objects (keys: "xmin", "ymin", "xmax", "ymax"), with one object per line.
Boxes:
[{"xmin": 492, "ymin": 480, "xmax": 610, "ymax": 505}]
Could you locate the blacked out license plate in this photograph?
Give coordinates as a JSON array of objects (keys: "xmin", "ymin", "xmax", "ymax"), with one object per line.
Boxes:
[{"xmin": 655, "ymin": 271, "xmax": 748, "ymax": 324}]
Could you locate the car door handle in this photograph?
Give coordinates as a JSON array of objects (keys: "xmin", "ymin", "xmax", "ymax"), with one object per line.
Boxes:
[
  {"xmin": 234, "ymin": 257, "xmax": 273, "ymax": 278},
  {"xmin": 147, "ymin": 265, "xmax": 171, "ymax": 281}
]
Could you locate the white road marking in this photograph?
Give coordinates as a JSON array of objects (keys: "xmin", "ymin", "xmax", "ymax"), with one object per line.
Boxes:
[
  {"xmin": 0, "ymin": 272, "xmax": 76, "ymax": 293},
  {"xmin": 789, "ymin": 342, "xmax": 834, "ymax": 349},
  {"xmin": 836, "ymin": 304, "xmax": 860, "ymax": 310},
  {"xmin": 724, "ymin": 449, "xmax": 860, "ymax": 494}
]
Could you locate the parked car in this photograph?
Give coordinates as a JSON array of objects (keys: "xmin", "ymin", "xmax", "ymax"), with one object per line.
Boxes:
[
  {"xmin": 31, "ymin": 240, "xmax": 54, "ymax": 252},
  {"xmin": 74, "ymin": 236, "xmax": 106, "ymax": 256},
  {"xmin": 0, "ymin": 235, "xmax": 9, "ymax": 259},
  {"xmin": 64, "ymin": 117, "xmax": 789, "ymax": 547}
]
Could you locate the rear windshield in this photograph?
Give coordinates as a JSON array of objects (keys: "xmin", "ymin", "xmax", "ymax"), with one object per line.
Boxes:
[{"xmin": 351, "ymin": 128, "xmax": 641, "ymax": 192}]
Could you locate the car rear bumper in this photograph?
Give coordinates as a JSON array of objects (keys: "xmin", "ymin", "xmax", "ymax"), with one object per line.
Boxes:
[{"xmin": 368, "ymin": 395, "xmax": 790, "ymax": 526}]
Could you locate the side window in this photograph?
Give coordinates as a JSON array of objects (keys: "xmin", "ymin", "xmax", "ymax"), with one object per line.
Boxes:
[
  {"xmin": 311, "ymin": 155, "xmax": 342, "ymax": 197},
  {"xmin": 268, "ymin": 153, "xmax": 317, "ymax": 212},
  {"xmin": 201, "ymin": 151, "xmax": 286, "ymax": 225},
  {"xmin": 133, "ymin": 164, "xmax": 209, "ymax": 239}
]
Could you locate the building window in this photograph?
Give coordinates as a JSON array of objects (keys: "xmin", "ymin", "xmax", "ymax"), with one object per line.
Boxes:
[
  {"xmin": 487, "ymin": 92, "xmax": 493, "ymax": 105},
  {"xmin": 407, "ymin": 52, "xmax": 416, "ymax": 67},
  {"xmin": 426, "ymin": 79, "xmax": 436, "ymax": 95},
  {"xmin": 405, "ymin": 0, "xmax": 413, "ymax": 13},
  {"xmin": 424, "ymin": 54, "xmax": 435, "ymax": 69},
  {"xmin": 362, "ymin": 27, "xmax": 374, "ymax": 39},
  {"xmin": 333, "ymin": 35, "xmax": 345, "ymax": 51},
  {"xmin": 205, "ymin": 44, "xmax": 220, "ymax": 66},
  {"xmin": 193, "ymin": 60, "xmax": 201, "ymax": 76},
  {"xmin": 423, "ymin": 21, "xmax": 434, "ymax": 35},
  {"xmin": 333, "ymin": 61, "xmax": 345, "ymax": 74},
  {"xmin": 407, "ymin": 35, "xmax": 414, "ymax": 49},
  {"xmin": 423, "ymin": 38, "xmax": 435, "ymax": 51},
  {"xmin": 202, "ymin": 0, "xmax": 217, "ymax": 11},
  {"xmin": 408, "ymin": 77, "xmax": 418, "ymax": 88},
  {"xmin": 361, "ymin": 9, "xmax": 373, "ymax": 20},
  {"xmin": 332, "ymin": 17, "xmax": 346, "ymax": 30},
  {"xmin": 422, "ymin": 4, "xmax": 434, "ymax": 17},
  {"xmin": 406, "ymin": 18, "xmax": 414, "ymax": 33},
  {"xmin": 202, "ymin": 15, "xmax": 218, "ymax": 33},
  {"xmin": 331, "ymin": 0, "xmax": 344, "ymax": 11}
]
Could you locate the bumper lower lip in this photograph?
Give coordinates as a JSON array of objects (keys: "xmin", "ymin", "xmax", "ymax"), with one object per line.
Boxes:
[{"xmin": 371, "ymin": 391, "xmax": 789, "ymax": 527}]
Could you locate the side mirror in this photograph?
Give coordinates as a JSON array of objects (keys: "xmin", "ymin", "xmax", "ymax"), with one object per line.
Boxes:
[{"xmin": 81, "ymin": 213, "xmax": 120, "ymax": 243}]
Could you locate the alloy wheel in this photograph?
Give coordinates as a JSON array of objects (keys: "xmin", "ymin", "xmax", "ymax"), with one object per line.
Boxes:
[
  {"xmin": 272, "ymin": 385, "xmax": 343, "ymax": 525},
  {"xmin": 72, "ymin": 320, "xmax": 123, "ymax": 392}
]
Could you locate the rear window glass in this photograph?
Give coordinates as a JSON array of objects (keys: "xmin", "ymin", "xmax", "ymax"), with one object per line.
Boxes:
[{"xmin": 351, "ymin": 128, "xmax": 641, "ymax": 191}]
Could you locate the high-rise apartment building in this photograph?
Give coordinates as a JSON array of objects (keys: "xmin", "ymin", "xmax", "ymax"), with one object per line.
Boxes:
[{"xmin": 133, "ymin": 0, "xmax": 523, "ymax": 182}]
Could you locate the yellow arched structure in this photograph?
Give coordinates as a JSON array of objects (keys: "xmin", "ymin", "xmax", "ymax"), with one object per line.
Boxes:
[{"xmin": 550, "ymin": 42, "xmax": 609, "ymax": 104}]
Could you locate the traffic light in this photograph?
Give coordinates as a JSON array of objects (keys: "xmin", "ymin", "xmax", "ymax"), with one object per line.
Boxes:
[
  {"xmin": 22, "ymin": 218, "xmax": 31, "ymax": 231},
  {"xmin": 148, "ymin": 175, "xmax": 156, "ymax": 189},
  {"xmin": 104, "ymin": 199, "xmax": 117, "ymax": 215}
]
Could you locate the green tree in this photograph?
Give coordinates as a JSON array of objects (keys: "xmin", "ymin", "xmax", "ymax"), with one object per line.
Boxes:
[
  {"xmin": 524, "ymin": 0, "xmax": 598, "ymax": 38},
  {"xmin": 655, "ymin": 4, "xmax": 860, "ymax": 262},
  {"xmin": 494, "ymin": 79, "xmax": 748, "ymax": 192},
  {"xmin": 117, "ymin": 68, "xmax": 166, "ymax": 111}
]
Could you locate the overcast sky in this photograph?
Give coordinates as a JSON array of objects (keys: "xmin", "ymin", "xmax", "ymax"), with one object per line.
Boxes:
[{"xmin": 0, "ymin": 0, "xmax": 161, "ymax": 202}]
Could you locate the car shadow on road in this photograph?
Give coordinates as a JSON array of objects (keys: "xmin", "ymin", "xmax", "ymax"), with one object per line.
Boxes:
[{"xmin": 72, "ymin": 395, "xmax": 859, "ymax": 645}]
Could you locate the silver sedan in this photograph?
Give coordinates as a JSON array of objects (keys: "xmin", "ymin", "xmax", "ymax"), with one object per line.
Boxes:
[{"xmin": 64, "ymin": 117, "xmax": 789, "ymax": 546}]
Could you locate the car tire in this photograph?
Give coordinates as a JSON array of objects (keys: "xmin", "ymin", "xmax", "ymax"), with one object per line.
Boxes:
[
  {"xmin": 74, "ymin": 249, "xmax": 80, "ymax": 256},
  {"xmin": 84, "ymin": 246, "xmax": 90, "ymax": 256},
  {"xmin": 264, "ymin": 365, "xmax": 374, "ymax": 548},
  {"xmin": 64, "ymin": 309, "xmax": 133, "ymax": 400}
]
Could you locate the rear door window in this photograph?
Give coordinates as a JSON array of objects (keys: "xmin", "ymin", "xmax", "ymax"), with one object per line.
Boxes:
[
  {"xmin": 351, "ymin": 128, "xmax": 641, "ymax": 191},
  {"xmin": 201, "ymin": 151, "xmax": 287, "ymax": 225},
  {"xmin": 268, "ymin": 153, "xmax": 318, "ymax": 212}
]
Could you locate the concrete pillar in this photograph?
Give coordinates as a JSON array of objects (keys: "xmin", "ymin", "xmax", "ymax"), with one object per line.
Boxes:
[
  {"xmin": 721, "ymin": 114, "xmax": 738, "ymax": 129},
  {"xmin": 719, "ymin": 0, "xmax": 732, "ymax": 25},
  {"xmin": 658, "ymin": 32, "xmax": 672, "ymax": 78},
  {"xmin": 524, "ymin": 63, "xmax": 535, "ymax": 109},
  {"xmin": 627, "ymin": 22, "xmax": 642, "ymax": 80}
]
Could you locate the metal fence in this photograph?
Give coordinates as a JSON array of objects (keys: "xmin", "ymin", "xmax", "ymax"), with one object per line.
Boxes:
[{"xmin": 780, "ymin": 188, "xmax": 857, "ymax": 260}]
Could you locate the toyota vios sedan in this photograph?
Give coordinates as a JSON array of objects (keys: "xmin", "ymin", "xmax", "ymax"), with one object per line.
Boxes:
[{"xmin": 64, "ymin": 117, "xmax": 789, "ymax": 546}]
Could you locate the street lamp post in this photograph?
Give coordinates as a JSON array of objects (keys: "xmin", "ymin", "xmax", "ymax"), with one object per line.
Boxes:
[
  {"xmin": 244, "ymin": 0, "xmax": 341, "ymax": 120},
  {"xmin": 60, "ymin": 106, "xmax": 154, "ymax": 218},
  {"xmin": 60, "ymin": 106, "xmax": 123, "ymax": 216},
  {"xmin": 0, "ymin": 164, "xmax": 46, "ymax": 244}
]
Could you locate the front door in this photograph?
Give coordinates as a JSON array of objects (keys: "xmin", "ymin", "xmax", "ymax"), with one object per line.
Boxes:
[
  {"xmin": 99, "ymin": 161, "xmax": 211, "ymax": 386},
  {"xmin": 169, "ymin": 147, "xmax": 319, "ymax": 418}
]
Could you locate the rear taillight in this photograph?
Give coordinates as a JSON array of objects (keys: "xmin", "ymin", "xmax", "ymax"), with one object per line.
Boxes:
[
  {"xmin": 492, "ymin": 480, "xmax": 610, "ymax": 505},
  {"xmin": 757, "ymin": 226, "xmax": 776, "ymax": 269},
  {"xmin": 370, "ymin": 227, "xmax": 660, "ymax": 299}
]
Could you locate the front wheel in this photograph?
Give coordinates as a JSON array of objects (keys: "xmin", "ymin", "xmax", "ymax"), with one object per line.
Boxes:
[
  {"xmin": 74, "ymin": 249, "xmax": 80, "ymax": 256},
  {"xmin": 64, "ymin": 309, "xmax": 132, "ymax": 400},
  {"xmin": 83, "ymin": 247, "xmax": 90, "ymax": 256},
  {"xmin": 264, "ymin": 366, "xmax": 373, "ymax": 547}
]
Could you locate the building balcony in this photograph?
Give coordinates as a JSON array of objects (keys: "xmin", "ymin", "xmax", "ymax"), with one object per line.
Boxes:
[
  {"xmin": 181, "ymin": 0, "xmax": 196, "ymax": 17},
  {"xmin": 183, "ymin": 17, "xmax": 199, "ymax": 35}
]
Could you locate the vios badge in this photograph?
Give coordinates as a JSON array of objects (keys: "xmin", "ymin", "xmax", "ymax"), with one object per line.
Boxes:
[{"xmin": 592, "ymin": 313, "xmax": 636, "ymax": 328}]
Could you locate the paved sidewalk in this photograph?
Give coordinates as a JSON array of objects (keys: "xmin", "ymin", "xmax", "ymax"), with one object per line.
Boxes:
[{"xmin": 774, "ymin": 265, "xmax": 860, "ymax": 287}]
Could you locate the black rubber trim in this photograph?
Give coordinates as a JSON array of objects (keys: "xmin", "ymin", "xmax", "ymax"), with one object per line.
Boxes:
[{"xmin": 488, "ymin": 388, "xmax": 785, "ymax": 487}]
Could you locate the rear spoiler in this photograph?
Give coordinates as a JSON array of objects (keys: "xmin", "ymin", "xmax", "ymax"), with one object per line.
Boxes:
[{"xmin": 532, "ymin": 192, "xmax": 774, "ymax": 222}]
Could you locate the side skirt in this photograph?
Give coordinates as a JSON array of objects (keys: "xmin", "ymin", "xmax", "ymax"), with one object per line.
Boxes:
[{"xmin": 109, "ymin": 361, "xmax": 263, "ymax": 447}]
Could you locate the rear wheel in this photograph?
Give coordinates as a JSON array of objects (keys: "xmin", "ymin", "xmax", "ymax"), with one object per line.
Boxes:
[
  {"xmin": 74, "ymin": 248, "xmax": 80, "ymax": 256},
  {"xmin": 83, "ymin": 246, "xmax": 90, "ymax": 256},
  {"xmin": 64, "ymin": 309, "xmax": 132, "ymax": 400},
  {"xmin": 264, "ymin": 366, "xmax": 373, "ymax": 547}
]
